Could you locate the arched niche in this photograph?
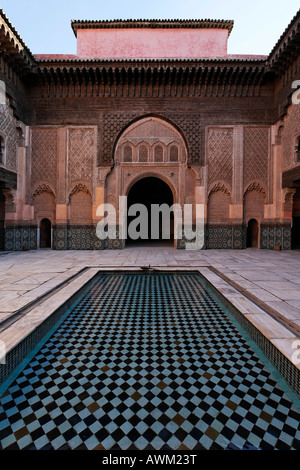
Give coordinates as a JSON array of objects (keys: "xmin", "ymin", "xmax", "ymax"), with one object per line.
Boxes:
[{"xmin": 114, "ymin": 116, "xmax": 188, "ymax": 165}]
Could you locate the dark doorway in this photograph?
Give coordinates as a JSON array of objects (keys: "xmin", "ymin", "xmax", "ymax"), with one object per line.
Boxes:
[
  {"xmin": 40, "ymin": 218, "xmax": 52, "ymax": 248},
  {"xmin": 246, "ymin": 219, "xmax": 259, "ymax": 248},
  {"xmin": 127, "ymin": 177, "xmax": 174, "ymax": 246},
  {"xmin": 292, "ymin": 189, "xmax": 300, "ymax": 249},
  {"xmin": 0, "ymin": 189, "xmax": 5, "ymax": 251}
]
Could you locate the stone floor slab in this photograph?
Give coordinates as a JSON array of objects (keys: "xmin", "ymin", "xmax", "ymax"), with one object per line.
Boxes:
[{"xmin": 0, "ymin": 248, "xmax": 299, "ymax": 339}]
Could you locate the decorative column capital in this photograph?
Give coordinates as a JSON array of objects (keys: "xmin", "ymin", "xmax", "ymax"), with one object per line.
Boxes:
[
  {"xmin": 190, "ymin": 165, "xmax": 203, "ymax": 185},
  {"xmin": 97, "ymin": 167, "xmax": 112, "ymax": 187}
]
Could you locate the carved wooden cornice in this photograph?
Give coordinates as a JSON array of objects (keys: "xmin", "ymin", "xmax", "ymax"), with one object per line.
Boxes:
[{"xmin": 34, "ymin": 62, "xmax": 268, "ymax": 98}]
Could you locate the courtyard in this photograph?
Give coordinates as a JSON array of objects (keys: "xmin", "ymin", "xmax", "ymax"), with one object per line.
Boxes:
[
  {"xmin": 0, "ymin": 247, "xmax": 300, "ymax": 450},
  {"xmin": 0, "ymin": 248, "xmax": 300, "ymax": 363}
]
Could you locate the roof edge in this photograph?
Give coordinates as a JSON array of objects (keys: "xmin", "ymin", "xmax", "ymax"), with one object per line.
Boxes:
[
  {"xmin": 267, "ymin": 8, "xmax": 300, "ymax": 62},
  {"xmin": 34, "ymin": 56, "xmax": 267, "ymax": 65},
  {"xmin": 71, "ymin": 18, "xmax": 235, "ymax": 37},
  {"xmin": 0, "ymin": 8, "xmax": 35, "ymax": 61}
]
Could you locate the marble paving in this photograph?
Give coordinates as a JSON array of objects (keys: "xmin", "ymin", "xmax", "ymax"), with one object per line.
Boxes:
[
  {"xmin": 0, "ymin": 248, "xmax": 300, "ymax": 324},
  {"xmin": 0, "ymin": 247, "xmax": 300, "ymax": 367}
]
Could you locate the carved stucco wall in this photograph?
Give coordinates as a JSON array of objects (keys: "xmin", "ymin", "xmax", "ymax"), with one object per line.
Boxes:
[
  {"xmin": 0, "ymin": 102, "xmax": 18, "ymax": 173},
  {"xmin": 243, "ymin": 127, "xmax": 269, "ymax": 198},
  {"xmin": 207, "ymin": 128, "xmax": 233, "ymax": 193},
  {"xmin": 108, "ymin": 116, "xmax": 190, "ymax": 211},
  {"xmin": 243, "ymin": 184, "xmax": 266, "ymax": 223},
  {"xmin": 31, "ymin": 128, "xmax": 57, "ymax": 199},
  {"xmin": 281, "ymin": 103, "xmax": 300, "ymax": 170},
  {"xmin": 30, "ymin": 126, "xmax": 97, "ymax": 210},
  {"xmin": 115, "ymin": 117, "xmax": 186, "ymax": 162},
  {"xmin": 67, "ymin": 128, "xmax": 96, "ymax": 197},
  {"xmin": 69, "ymin": 187, "xmax": 93, "ymax": 224},
  {"xmin": 33, "ymin": 189, "xmax": 56, "ymax": 224},
  {"xmin": 101, "ymin": 112, "xmax": 201, "ymax": 165},
  {"xmin": 207, "ymin": 184, "xmax": 231, "ymax": 223}
]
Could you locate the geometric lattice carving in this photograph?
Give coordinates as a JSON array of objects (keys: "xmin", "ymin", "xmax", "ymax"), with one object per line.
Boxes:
[
  {"xmin": 207, "ymin": 128, "xmax": 233, "ymax": 189},
  {"xmin": 138, "ymin": 145, "xmax": 148, "ymax": 162},
  {"xmin": 68, "ymin": 128, "xmax": 95, "ymax": 190},
  {"xmin": 0, "ymin": 105, "xmax": 18, "ymax": 172},
  {"xmin": 102, "ymin": 112, "xmax": 138, "ymax": 165},
  {"xmin": 124, "ymin": 118, "xmax": 181, "ymax": 143},
  {"xmin": 124, "ymin": 145, "xmax": 132, "ymax": 162},
  {"xmin": 31, "ymin": 128, "xmax": 57, "ymax": 187},
  {"xmin": 165, "ymin": 112, "xmax": 202, "ymax": 165},
  {"xmin": 243, "ymin": 127, "xmax": 269, "ymax": 189},
  {"xmin": 154, "ymin": 145, "xmax": 163, "ymax": 162},
  {"xmin": 170, "ymin": 145, "xmax": 178, "ymax": 162}
]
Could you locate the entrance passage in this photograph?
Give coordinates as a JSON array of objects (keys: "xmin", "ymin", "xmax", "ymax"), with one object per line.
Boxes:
[
  {"xmin": 292, "ymin": 188, "xmax": 300, "ymax": 249},
  {"xmin": 127, "ymin": 177, "xmax": 174, "ymax": 246},
  {"xmin": 40, "ymin": 218, "xmax": 51, "ymax": 248},
  {"xmin": 246, "ymin": 219, "xmax": 259, "ymax": 248}
]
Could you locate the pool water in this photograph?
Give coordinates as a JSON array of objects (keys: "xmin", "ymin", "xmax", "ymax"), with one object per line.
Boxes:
[{"xmin": 0, "ymin": 271, "xmax": 299, "ymax": 450}]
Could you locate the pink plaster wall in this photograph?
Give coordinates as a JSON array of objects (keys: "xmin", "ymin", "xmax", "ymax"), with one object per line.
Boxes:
[{"xmin": 76, "ymin": 28, "xmax": 229, "ymax": 59}]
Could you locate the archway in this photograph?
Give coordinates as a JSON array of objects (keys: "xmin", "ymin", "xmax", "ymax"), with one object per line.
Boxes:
[
  {"xmin": 246, "ymin": 219, "xmax": 259, "ymax": 248},
  {"xmin": 126, "ymin": 176, "xmax": 174, "ymax": 246},
  {"xmin": 292, "ymin": 188, "xmax": 300, "ymax": 249},
  {"xmin": 40, "ymin": 218, "xmax": 52, "ymax": 248}
]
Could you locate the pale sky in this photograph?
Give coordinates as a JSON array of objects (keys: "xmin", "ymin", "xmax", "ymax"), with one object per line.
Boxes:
[{"xmin": 0, "ymin": 0, "xmax": 299, "ymax": 56}]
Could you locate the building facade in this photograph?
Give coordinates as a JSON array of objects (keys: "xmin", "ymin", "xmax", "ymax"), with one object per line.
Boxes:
[{"xmin": 0, "ymin": 10, "xmax": 300, "ymax": 250}]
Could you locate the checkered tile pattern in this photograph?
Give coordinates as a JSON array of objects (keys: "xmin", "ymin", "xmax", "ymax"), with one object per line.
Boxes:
[{"xmin": 0, "ymin": 272, "xmax": 300, "ymax": 450}]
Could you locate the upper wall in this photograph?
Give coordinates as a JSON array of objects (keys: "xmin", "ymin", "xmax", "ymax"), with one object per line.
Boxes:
[{"xmin": 75, "ymin": 28, "xmax": 229, "ymax": 60}]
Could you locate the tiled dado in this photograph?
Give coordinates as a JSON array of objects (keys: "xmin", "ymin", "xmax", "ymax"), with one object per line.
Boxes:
[
  {"xmin": 260, "ymin": 224, "xmax": 292, "ymax": 250},
  {"xmin": 1, "ymin": 223, "xmax": 293, "ymax": 251},
  {"xmin": 174, "ymin": 225, "xmax": 243, "ymax": 250},
  {"xmin": 52, "ymin": 225, "xmax": 122, "ymax": 250},
  {"xmin": 179, "ymin": 224, "xmax": 292, "ymax": 251},
  {"xmin": 205, "ymin": 225, "xmax": 243, "ymax": 250},
  {"xmin": 4, "ymin": 225, "xmax": 37, "ymax": 251}
]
